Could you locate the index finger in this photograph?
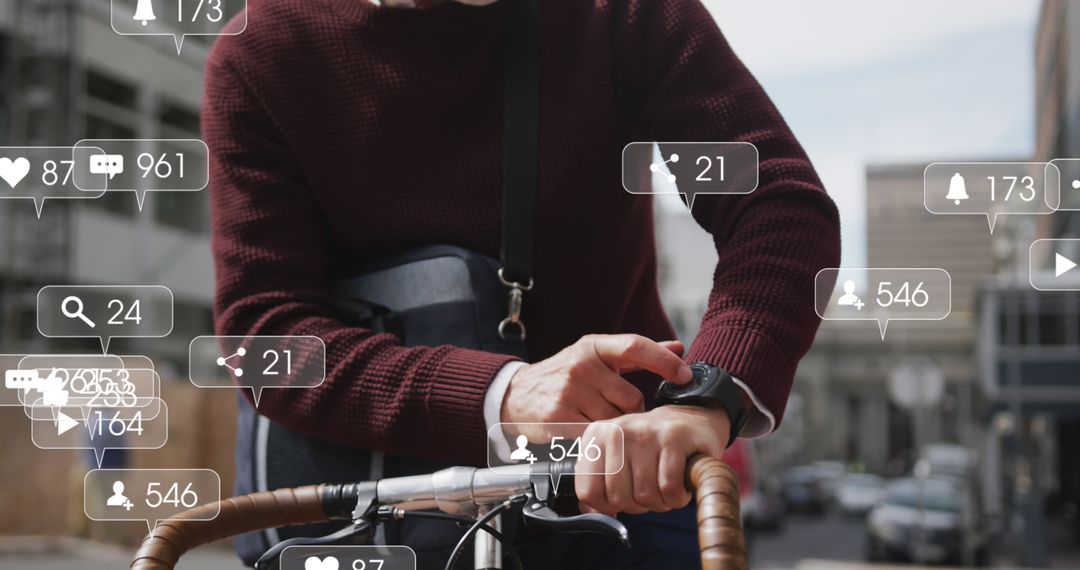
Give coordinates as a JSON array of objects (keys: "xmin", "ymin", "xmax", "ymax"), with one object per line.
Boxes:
[{"xmin": 587, "ymin": 335, "xmax": 692, "ymax": 382}]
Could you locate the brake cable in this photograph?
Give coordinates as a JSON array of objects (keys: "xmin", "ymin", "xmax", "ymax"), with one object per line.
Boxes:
[{"xmin": 444, "ymin": 497, "xmax": 527, "ymax": 570}]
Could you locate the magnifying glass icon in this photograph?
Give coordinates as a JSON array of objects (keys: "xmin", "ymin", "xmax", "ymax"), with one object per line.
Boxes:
[{"xmin": 61, "ymin": 296, "xmax": 96, "ymax": 328}]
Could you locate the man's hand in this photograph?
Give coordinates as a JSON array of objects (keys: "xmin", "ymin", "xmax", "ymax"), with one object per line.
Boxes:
[
  {"xmin": 575, "ymin": 406, "xmax": 729, "ymax": 515},
  {"xmin": 500, "ymin": 334, "xmax": 691, "ymax": 441}
]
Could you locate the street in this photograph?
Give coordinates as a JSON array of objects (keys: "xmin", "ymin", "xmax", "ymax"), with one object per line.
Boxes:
[{"xmin": 750, "ymin": 512, "xmax": 869, "ymax": 570}]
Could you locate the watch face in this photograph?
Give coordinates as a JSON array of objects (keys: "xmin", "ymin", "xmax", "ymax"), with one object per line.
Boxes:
[
  {"xmin": 660, "ymin": 363, "xmax": 718, "ymax": 399},
  {"xmin": 687, "ymin": 363, "xmax": 717, "ymax": 393}
]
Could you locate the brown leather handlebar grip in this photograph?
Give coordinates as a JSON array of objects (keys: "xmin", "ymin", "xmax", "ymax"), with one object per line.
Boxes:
[
  {"xmin": 129, "ymin": 485, "xmax": 328, "ymax": 570},
  {"xmin": 688, "ymin": 454, "xmax": 748, "ymax": 570}
]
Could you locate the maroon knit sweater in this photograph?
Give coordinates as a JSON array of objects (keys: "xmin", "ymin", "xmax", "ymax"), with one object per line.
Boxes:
[{"xmin": 203, "ymin": 0, "xmax": 841, "ymax": 465}]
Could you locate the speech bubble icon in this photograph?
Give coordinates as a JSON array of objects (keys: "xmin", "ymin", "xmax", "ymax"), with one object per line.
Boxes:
[
  {"xmin": 189, "ymin": 336, "xmax": 326, "ymax": 406},
  {"xmin": 31, "ymin": 399, "xmax": 168, "ymax": 468},
  {"xmin": 0, "ymin": 355, "xmax": 36, "ymax": 407},
  {"xmin": 110, "ymin": 0, "xmax": 248, "ymax": 54},
  {"xmin": 622, "ymin": 142, "xmax": 759, "ymax": 211},
  {"xmin": 5, "ymin": 369, "xmax": 38, "ymax": 390},
  {"xmin": 924, "ymin": 162, "xmax": 1054, "ymax": 233},
  {"xmin": 89, "ymin": 154, "xmax": 124, "ymax": 179},
  {"xmin": 487, "ymin": 422, "xmax": 624, "ymax": 494},
  {"xmin": 84, "ymin": 468, "xmax": 220, "ymax": 532},
  {"xmin": 815, "ymin": 268, "xmax": 952, "ymax": 339}
]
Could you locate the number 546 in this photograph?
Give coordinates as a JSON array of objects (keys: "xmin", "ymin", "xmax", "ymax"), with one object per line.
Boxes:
[{"xmin": 876, "ymin": 281, "xmax": 929, "ymax": 308}]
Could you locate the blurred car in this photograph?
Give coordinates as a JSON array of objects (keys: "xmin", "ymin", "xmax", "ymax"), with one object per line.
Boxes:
[
  {"xmin": 921, "ymin": 443, "xmax": 978, "ymax": 481},
  {"xmin": 780, "ymin": 466, "xmax": 828, "ymax": 515},
  {"xmin": 811, "ymin": 460, "xmax": 848, "ymax": 500},
  {"xmin": 835, "ymin": 473, "xmax": 886, "ymax": 516},
  {"xmin": 866, "ymin": 477, "xmax": 989, "ymax": 566},
  {"xmin": 742, "ymin": 477, "xmax": 785, "ymax": 533}
]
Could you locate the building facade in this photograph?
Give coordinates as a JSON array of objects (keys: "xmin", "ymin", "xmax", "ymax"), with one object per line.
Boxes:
[
  {"xmin": 970, "ymin": 2, "xmax": 1080, "ymax": 561},
  {"xmin": 0, "ymin": 0, "xmax": 233, "ymax": 366}
]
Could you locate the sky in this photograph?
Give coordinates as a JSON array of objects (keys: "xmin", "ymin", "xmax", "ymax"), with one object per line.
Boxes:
[{"xmin": 660, "ymin": 0, "xmax": 1043, "ymax": 269}]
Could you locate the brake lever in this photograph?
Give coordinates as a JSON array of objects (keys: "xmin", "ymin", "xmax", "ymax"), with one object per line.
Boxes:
[
  {"xmin": 521, "ymin": 495, "xmax": 629, "ymax": 543},
  {"xmin": 523, "ymin": 466, "xmax": 629, "ymax": 544}
]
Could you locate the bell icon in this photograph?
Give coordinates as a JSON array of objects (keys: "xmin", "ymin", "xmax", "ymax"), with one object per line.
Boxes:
[
  {"xmin": 946, "ymin": 172, "xmax": 969, "ymax": 205},
  {"xmin": 133, "ymin": 0, "xmax": 156, "ymax": 26}
]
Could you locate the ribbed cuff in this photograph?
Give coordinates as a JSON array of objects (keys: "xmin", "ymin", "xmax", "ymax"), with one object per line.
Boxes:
[
  {"xmin": 686, "ymin": 326, "xmax": 796, "ymax": 431},
  {"xmin": 428, "ymin": 348, "xmax": 521, "ymax": 464}
]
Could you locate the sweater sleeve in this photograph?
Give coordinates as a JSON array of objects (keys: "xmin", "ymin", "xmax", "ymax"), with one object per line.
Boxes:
[
  {"xmin": 202, "ymin": 51, "xmax": 518, "ymax": 465},
  {"xmin": 615, "ymin": 0, "xmax": 842, "ymax": 430}
]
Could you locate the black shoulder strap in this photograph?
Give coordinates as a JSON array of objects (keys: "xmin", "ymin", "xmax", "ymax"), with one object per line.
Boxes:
[{"xmin": 498, "ymin": 0, "xmax": 539, "ymax": 340}]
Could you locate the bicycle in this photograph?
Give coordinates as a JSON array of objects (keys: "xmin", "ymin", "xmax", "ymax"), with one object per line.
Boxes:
[{"xmin": 128, "ymin": 454, "xmax": 746, "ymax": 570}]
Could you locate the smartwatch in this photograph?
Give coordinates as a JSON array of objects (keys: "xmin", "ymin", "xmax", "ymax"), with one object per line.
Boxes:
[{"xmin": 655, "ymin": 363, "xmax": 750, "ymax": 448}]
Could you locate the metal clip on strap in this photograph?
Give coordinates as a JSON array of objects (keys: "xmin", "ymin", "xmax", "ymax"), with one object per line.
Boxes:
[{"xmin": 498, "ymin": 268, "xmax": 533, "ymax": 340}]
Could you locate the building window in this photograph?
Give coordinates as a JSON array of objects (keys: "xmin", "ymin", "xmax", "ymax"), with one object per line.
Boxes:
[
  {"xmin": 159, "ymin": 103, "xmax": 200, "ymax": 135},
  {"xmin": 86, "ymin": 70, "xmax": 137, "ymax": 110}
]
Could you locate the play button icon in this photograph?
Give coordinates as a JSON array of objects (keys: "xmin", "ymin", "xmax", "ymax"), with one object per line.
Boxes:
[
  {"xmin": 1032, "ymin": 239, "xmax": 1080, "ymax": 291},
  {"xmin": 1056, "ymin": 253, "xmax": 1078, "ymax": 277},
  {"xmin": 56, "ymin": 411, "xmax": 79, "ymax": 436}
]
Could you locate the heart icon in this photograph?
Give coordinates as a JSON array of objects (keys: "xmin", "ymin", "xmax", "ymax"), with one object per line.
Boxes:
[
  {"xmin": 304, "ymin": 556, "xmax": 340, "ymax": 570},
  {"xmin": 0, "ymin": 157, "xmax": 30, "ymax": 189}
]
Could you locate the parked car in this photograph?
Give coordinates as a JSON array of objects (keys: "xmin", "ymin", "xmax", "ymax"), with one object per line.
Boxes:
[
  {"xmin": 780, "ymin": 466, "xmax": 828, "ymax": 515},
  {"xmin": 811, "ymin": 460, "xmax": 848, "ymax": 501},
  {"xmin": 866, "ymin": 477, "xmax": 990, "ymax": 566},
  {"xmin": 921, "ymin": 444, "xmax": 977, "ymax": 479},
  {"xmin": 835, "ymin": 473, "xmax": 887, "ymax": 516},
  {"xmin": 742, "ymin": 476, "xmax": 785, "ymax": 533}
]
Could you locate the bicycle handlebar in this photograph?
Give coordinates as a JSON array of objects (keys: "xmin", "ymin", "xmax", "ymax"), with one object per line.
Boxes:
[{"xmin": 129, "ymin": 454, "xmax": 746, "ymax": 570}]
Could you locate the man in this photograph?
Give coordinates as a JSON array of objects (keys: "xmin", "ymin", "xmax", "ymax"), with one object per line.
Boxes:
[{"xmin": 204, "ymin": 0, "xmax": 840, "ymax": 567}]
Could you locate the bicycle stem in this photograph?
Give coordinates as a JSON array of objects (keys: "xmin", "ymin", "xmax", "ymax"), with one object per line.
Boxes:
[{"xmin": 474, "ymin": 507, "xmax": 503, "ymax": 570}]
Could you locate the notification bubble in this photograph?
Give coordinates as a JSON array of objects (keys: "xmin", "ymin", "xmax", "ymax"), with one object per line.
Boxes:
[
  {"xmin": 1029, "ymin": 239, "xmax": 1080, "ymax": 291},
  {"xmin": 280, "ymin": 546, "xmax": 417, "ymax": 570},
  {"xmin": 72, "ymin": 139, "xmax": 209, "ymax": 210},
  {"xmin": 815, "ymin": 268, "xmax": 952, "ymax": 339},
  {"xmin": 487, "ymin": 422, "xmax": 623, "ymax": 493},
  {"xmin": 84, "ymin": 468, "xmax": 220, "ymax": 532},
  {"xmin": 924, "ymin": 162, "xmax": 1053, "ymax": 233},
  {"xmin": 188, "ymin": 336, "xmax": 326, "ymax": 406},
  {"xmin": 16, "ymin": 354, "xmax": 160, "ymax": 422},
  {"xmin": 622, "ymin": 142, "xmax": 758, "ymax": 210},
  {"xmin": 31, "ymin": 399, "xmax": 168, "ymax": 467},
  {"xmin": 2, "ymin": 354, "xmax": 156, "ymax": 408},
  {"xmin": 13, "ymin": 354, "xmax": 125, "ymax": 409},
  {"xmin": 37, "ymin": 285, "xmax": 174, "ymax": 354},
  {"xmin": 0, "ymin": 146, "xmax": 107, "ymax": 216},
  {"xmin": 110, "ymin": 0, "xmax": 247, "ymax": 54},
  {"xmin": 1044, "ymin": 159, "xmax": 1080, "ymax": 212}
]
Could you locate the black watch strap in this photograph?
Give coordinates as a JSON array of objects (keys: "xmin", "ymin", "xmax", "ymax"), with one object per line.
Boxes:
[{"xmin": 655, "ymin": 363, "xmax": 750, "ymax": 448}]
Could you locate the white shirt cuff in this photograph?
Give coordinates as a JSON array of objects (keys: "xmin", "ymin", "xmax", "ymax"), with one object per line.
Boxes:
[
  {"xmin": 482, "ymin": 363, "xmax": 774, "ymax": 448},
  {"xmin": 730, "ymin": 375, "xmax": 776, "ymax": 439},
  {"xmin": 484, "ymin": 361, "xmax": 527, "ymax": 462}
]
